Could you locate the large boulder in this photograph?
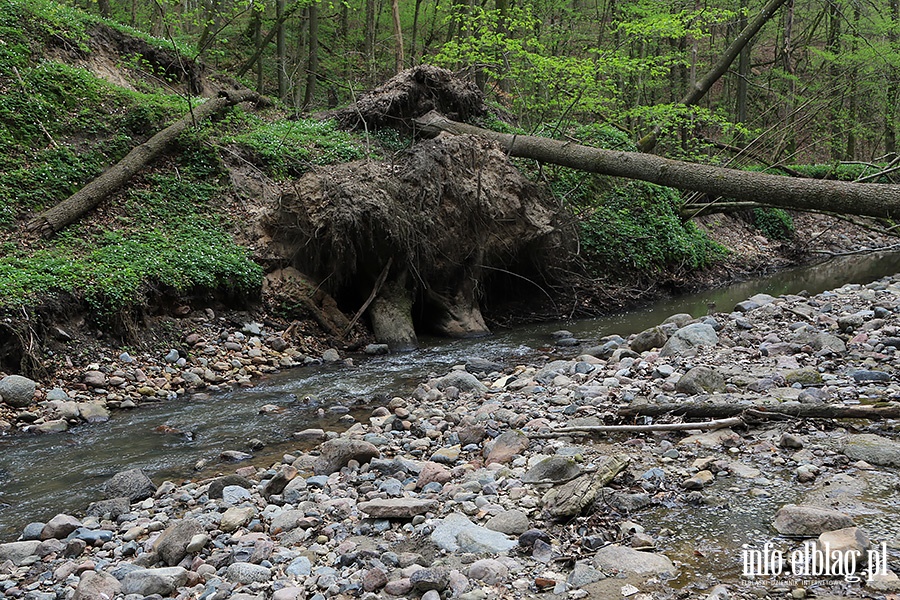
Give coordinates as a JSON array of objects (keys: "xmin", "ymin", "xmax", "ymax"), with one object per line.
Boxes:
[
  {"xmin": 153, "ymin": 519, "xmax": 203, "ymax": 566},
  {"xmin": 675, "ymin": 366, "xmax": 726, "ymax": 395},
  {"xmin": 102, "ymin": 468, "xmax": 156, "ymax": 501},
  {"xmin": 659, "ymin": 323, "xmax": 718, "ymax": 357},
  {"xmin": 0, "ymin": 375, "xmax": 36, "ymax": 407},
  {"xmin": 72, "ymin": 571, "xmax": 121, "ymax": 600},
  {"xmin": 314, "ymin": 438, "xmax": 380, "ymax": 474},
  {"xmin": 594, "ymin": 545, "xmax": 676, "ymax": 576},
  {"xmin": 773, "ymin": 505, "xmax": 854, "ymax": 536}
]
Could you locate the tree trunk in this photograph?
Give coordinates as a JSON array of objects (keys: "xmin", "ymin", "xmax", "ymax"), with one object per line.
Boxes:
[
  {"xmin": 277, "ymin": 0, "xmax": 287, "ymax": 100},
  {"xmin": 391, "ymin": 0, "xmax": 404, "ymax": 72},
  {"xmin": 25, "ymin": 90, "xmax": 260, "ymax": 238},
  {"xmin": 236, "ymin": 4, "xmax": 301, "ymax": 78},
  {"xmin": 638, "ymin": 0, "xmax": 789, "ymax": 152},
  {"xmin": 252, "ymin": 11, "xmax": 263, "ymax": 93},
  {"xmin": 410, "ymin": 0, "xmax": 422, "ymax": 64},
  {"xmin": 735, "ymin": 0, "xmax": 749, "ymax": 124},
  {"xmin": 302, "ymin": 2, "xmax": 319, "ymax": 109},
  {"xmin": 364, "ymin": 0, "xmax": 376, "ymax": 78},
  {"xmin": 888, "ymin": 0, "xmax": 899, "ymax": 155},
  {"xmin": 415, "ymin": 111, "xmax": 900, "ymax": 220}
]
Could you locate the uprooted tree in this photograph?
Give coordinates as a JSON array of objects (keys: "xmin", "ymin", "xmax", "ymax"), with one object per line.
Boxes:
[{"xmin": 263, "ymin": 133, "xmax": 566, "ymax": 351}]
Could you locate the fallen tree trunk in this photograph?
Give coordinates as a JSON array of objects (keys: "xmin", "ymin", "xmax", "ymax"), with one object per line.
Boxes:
[
  {"xmin": 414, "ymin": 111, "xmax": 900, "ymax": 220},
  {"xmin": 25, "ymin": 89, "xmax": 261, "ymax": 238},
  {"xmin": 618, "ymin": 402, "xmax": 900, "ymax": 420}
]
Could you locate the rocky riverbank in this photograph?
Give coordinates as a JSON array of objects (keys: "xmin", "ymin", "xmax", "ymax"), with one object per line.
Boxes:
[
  {"xmin": 0, "ymin": 314, "xmax": 359, "ymax": 434},
  {"xmin": 4, "ymin": 275, "xmax": 900, "ymax": 599}
]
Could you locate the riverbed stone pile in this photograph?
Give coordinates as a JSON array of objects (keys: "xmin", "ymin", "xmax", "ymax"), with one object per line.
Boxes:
[
  {"xmin": 5, "ymin": 276, "xmax": 900, "ymax": 597},
  {"xmin": 0, "ymin": 318, "xmax": 348, "ymax": 434}
]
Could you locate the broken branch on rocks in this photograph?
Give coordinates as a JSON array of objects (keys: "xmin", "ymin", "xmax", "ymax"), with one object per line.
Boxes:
[
  {"xmin": 618, "ymin": 402, "xmax": 900, "ymax": 421},
  {"xmin": 530, "ymin": 416, "xmax": 745, "ymax": 438}
]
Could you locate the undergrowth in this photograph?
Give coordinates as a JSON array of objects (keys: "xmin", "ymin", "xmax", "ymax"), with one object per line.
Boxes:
[
  {"xmin": 533, "ymin": 123, "xmax": 726, "ymax": 274},
  {"xmin": 223, "ymin": 113, "xmax": 366, "ymax": 179},
  {"xmin": 0, "ymin": 168, "xmax": 262, "ymax": 316}
]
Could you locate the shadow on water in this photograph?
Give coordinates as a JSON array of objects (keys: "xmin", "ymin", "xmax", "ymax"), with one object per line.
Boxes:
[{"xmin": 1, "ymin": 252, "xmax": 900, "ymax": 540}]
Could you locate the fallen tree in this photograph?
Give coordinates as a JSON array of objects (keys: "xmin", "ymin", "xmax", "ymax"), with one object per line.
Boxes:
[
  {"xmin": 414, "ymin": 111, "xmax": 900, "ymax": 220},
  {"xmin": 618, "ymin": 402, "xmax": 900, "ymax": 420},
  {"xmin": 25, "ymin": 89, "xmax": 261, "ymax": 238}
]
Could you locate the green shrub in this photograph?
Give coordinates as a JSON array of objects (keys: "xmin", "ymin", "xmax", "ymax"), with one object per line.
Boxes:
[
  {"xmin": 577, "ymin": 180, "xmax": 724, "ymax": 272},
  {"xmin": 753, "ymin": 207, "xmax": 794, "ymax": 241}
]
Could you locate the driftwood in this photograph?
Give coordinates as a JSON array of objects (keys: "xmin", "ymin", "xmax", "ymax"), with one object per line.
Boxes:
[
  {"xmin": 414, "ymin": 111, "xmax": 900, "ymax": 220},
  {"xmin": 25, "ymin": 89, "xmax": 261, "ymax": 238},
  {"xmin": 618, "ymin": 402, "xmax": 900, "ymax": 420},
  {"xmin": 530, "ymin": 416, "xmax": 744, "ymax": 438}
]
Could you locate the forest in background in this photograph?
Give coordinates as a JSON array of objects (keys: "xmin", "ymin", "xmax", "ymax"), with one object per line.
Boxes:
[{"xmin": 77, "ymin": 0, "xmax": 900, "ymax": 165}]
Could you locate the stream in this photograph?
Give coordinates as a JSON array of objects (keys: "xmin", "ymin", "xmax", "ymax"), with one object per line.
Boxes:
[{"xmin": 3, "ymin": 251, "xmax": 900, "ymax": 550}]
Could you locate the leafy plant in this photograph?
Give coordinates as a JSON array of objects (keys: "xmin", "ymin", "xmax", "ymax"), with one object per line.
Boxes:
[
  {"xmin": 225, "ymin": 116, "xmax": 365, "ymax": 178},
  {"xmin": 753, "ymin": 208, "xmax": 794, "ymax": 241}
]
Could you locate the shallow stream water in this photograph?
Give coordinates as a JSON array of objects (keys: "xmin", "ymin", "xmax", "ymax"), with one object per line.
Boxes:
[{"xmin": 3, "ymin": 251, "xmax": 900, "ymax": 565}]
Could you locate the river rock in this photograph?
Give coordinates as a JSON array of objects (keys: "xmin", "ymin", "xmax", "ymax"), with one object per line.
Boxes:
[
  {"xmin": 523, "ymin": 456, "xmax": 581, "ymax": 483},
  {"xmin": 83, "ymin": 371, "xmax": 107, "ymax": 387},
  {"xmin": 431, "ymin": 513, "xmax": 517, "ymax": 553},
  {"xmin": 842, "ymin": 434, "xmax": 900, "ymax": 467},
  {"xmin": 818, "ymin": 527, "xmax": 870, "ymax": 566},
  {"xmin": 851, "ymin": 369, "xmax": 892, "ymax": 382},
  {"xmin": 153, "ymin": 519, "xmax": 203, "ymax": 566},
  {"xmin": 261, "ymin": 465, "xmax": 298, "ymax": 498},
  {"xmin": 467, "ymin": 558, "xmax": 509, "ymax": 584},
  {"xmin": 417, "ymin": 461, "xmax": 452, "ymax": 488},
  {"xmin": 773, "ymin": 504, "xmax": 854, "ymax": 536},
  {"xmin": 358, "ymin": 498, "xmax": 438, "ymax": 518},
  {"xmin": 0, "ymin": 540, "xmax": 40, "ymax": 565},
  {"xmin": 466, "ymin": 357, "xmax": 503, "ymax": 373},
  {"xmin": 208, "ymin": 474, "xmax": 254, "ymax": 499},
  {"xmin": 221, "ymin": 506, "xmax": 256, "ymax": 532},
  {"xmin": 485, "ymin": 509, "xmax": 529, "ymax": 535},
  {"xmin": 593, "ymin": 545, "xmax": 676, "ymax": 576},
  {"xmin": 630, "ymin": 326, "xmax": 668, "ymax": 353},
  {"xmin": 40, "ymin": 514, "xmax": 81, "ymax": 539},
  {"xmin": 659, "ymin": 323, "xmax": 718, "ymax": 357},
  {"xmin": 567, "ymin": 563, "xmax": 606, "ymax": 588},
  {"xmin": 363, "ymin": 567, "xmax": 388, "ymax": 591},
  {"xmin": 78, "ymin": 401, "xmax": 110, "ymax": 423},
  {"xmin": 675, "ymin": 366, "xmax": 725, "ymax": 395},
  {"xmin": 72, "ymin": 570, "xmax": 121, "ymax": 600},
  {"xmin": 485, "ymin": 430, "xmax": 529, "ymax": 464},
  {"xmin": 433, "ymin": 371, "xmax": 487, "ymax": 393},
  {"xmin": 121, "ymin": 567, "xmax": 188, "ymax": 596},
  {"xmin": 0, "ymin": 375, "xmax": 36, "ymax": 407},
  {"xmin": 314, "ymin": 438, "xmax": 380, "ymax": 474},
  {"xmin": 410, "ymin": 567, "xmax": 450, "ymax": 592},
  {"xmin": 225, "ymin": 562, "xmax": 271, "ymax": 584},
  {"xmin": 102, "ymin": 468, "xmax": 156, "ymax": 501}
]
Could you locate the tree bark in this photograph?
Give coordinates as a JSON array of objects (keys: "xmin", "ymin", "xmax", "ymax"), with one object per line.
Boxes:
[
  {"xmin": 391, "ymin": 0, "xmax": 404, "ymax": 73},
  {"xmin": 277, "ymin": 0, "xmax": 287, "ymax": 100},
  {"xmin": 302, "ymin": 2, "xmax": 319, "ymax": 109},
  {"xmin": 25, "ymin": 90, "xmax": 260, "ymax": 238},
  {"xmin": 638, "ymin": 0, "xmax": 789, "ymax": 152},
  {"xmin": 415, "ymin": 111, "xmax": 900, "ymax": 220}
]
